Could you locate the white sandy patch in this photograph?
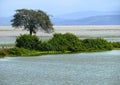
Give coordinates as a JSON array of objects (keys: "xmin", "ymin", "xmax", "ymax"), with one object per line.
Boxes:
[{"xmin": 0, "ymin": 25, "xmax": 120, "ymax": 37}]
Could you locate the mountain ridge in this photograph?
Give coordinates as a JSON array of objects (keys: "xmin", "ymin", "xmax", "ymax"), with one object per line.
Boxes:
[
  {"xmin": 0, "ymin": 11, "xmax": 120, "ymax": 26},
  {"xmin": 51, "ymin": 15, "xmax": 120, "ymax": 25}
]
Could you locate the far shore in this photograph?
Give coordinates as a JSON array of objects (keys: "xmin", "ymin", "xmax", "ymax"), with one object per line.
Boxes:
[{"xmin": 0, "ymin": 25, "xmax": 120, "ymax": 37}]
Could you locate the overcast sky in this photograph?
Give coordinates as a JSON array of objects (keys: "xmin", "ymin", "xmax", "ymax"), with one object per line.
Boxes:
[{"xmin": 0, "ymin": 0, "xmax": 120, "ymax": 17}]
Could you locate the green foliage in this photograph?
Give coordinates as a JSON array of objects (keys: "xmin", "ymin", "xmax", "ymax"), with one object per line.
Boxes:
[
  {"xmin": 16, "ymin": 34, "xmax": 40, "ymax": 50},
  {"xmin": 11, "ymin": 9, "xmax": 54, "ymax": 35},
  {"xmin": 8, "ymin": 47, "xmax": 41, "ymax": 56},
  {"xmin": 63, "ymin": 33, "xmax": 83, "ymax": 52},
  {"xmin": 82, "ymin": 38, "xmax": 113, "ymax": 51},
  {"xmin": 1, "ymin": 33, "xmax": 119, "ymax": 58},
  {"xmin": 0, "ymin": 49, "xmax": 9, "ymax": 57},
  {"xmin": 48, "ymin": 33, "xmax": 83, "ymax": 52},
  {"xmin": 112, "ymin": 42, "xmax": 120, "ymax": 48},
  {"xmin": 48, "ymin": 33, "xmax": 113, "ymax": 52},
  {"xmin": 37, "ymin": 41, "xmax": 52, "ymax": 51},
  {"xmin": 48, "ymin": 33, "xmax": 68, "ymax": 51},
  {"xmin": 8, "ymin": 48, "xmax": 25, "ymax": 56},
  {"xmin": 15, "ymin": 33, "xmax": 114, "ymax": 54}
]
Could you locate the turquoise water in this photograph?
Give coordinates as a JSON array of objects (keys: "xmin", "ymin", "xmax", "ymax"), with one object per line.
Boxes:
[{"xmin": 0, "ymin": 50, "xmax": 120, "ymax": 85}]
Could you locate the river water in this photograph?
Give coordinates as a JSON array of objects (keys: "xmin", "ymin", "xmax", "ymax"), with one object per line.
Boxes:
[{"xmin": 0, "ymin": 50, "xmax": 120, "ymax": 85}]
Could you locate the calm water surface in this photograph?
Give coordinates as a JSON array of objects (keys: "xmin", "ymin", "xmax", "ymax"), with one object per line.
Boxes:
[
  {"xmin": 0, "ymin": 36, "xmax": 16, "ymax": 44},
  {"xmin": 0, "ymin": 50, "xmax": 120, "ymax": 85}
]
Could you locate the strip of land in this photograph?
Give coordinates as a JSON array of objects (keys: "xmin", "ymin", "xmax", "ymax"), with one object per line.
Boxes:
[{"xmin": 0, "ymin": 25, "xmax": 120, "ymax": 37}]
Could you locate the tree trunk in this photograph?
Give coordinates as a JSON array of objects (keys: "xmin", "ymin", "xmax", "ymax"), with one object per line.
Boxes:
[{"xmin": 30, "ymin": 29, "xmax": 32, "ymax": 35}]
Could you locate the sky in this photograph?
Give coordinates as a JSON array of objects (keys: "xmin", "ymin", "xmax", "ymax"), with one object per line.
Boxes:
[{"xmin": 0, "ymin": 0, "xmax": 120, "ymax": 17}]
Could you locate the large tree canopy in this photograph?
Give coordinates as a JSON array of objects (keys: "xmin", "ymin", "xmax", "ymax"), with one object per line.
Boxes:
[{"xmin": 11, "ymin": 9, "xmax": 54, "ymax": 35}]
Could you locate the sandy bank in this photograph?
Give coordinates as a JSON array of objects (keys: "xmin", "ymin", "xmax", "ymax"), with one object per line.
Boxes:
[{"xmin": 0, "ymin": 25, "xmax": 120, "ymax": 37}]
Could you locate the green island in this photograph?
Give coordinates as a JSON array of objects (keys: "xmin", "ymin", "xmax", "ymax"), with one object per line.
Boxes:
[
  {"xmin": 0, "ymin": 9, "xmax": 120, "ymax": 58},
  {"xmin": 0, "ymin": 33, "xmax": 120, "ymax": 58}
]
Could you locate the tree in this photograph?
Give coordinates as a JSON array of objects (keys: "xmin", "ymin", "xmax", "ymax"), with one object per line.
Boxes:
[{"xmin": 11, "ymin": 9, "xmax": 54, "ymax": 35}]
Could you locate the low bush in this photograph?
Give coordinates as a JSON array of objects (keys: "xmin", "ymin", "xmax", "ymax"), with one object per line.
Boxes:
[
  {"xmin": 8, "ymin": 48, "xmax": 25, "ymax": 56},
  {"xmin": 112, "ymin": 42, "xmax": 120, "ymax": 48},
  {"xmin": 63, "ymin": 33, "xmax": 83, "ymax": 52},
  {"xmin": 48, "ymin": 33, "xmax": 68, "ymax": 51},
  {"xmin": 8, "ymin": 47, "xmax": 41, "ymax": 56},
  {"xmin": 16, "ymin": 34, "xmax": 40, "ymax": 50},
  {"xmin": 82, "ymin": 38, "xmax": 113, "ymax": 51},
  {"xmin": 14, "ymin": 33, "xmax": 115, "ymax": 54},
  {"xmin": 37, "ymin": 41, "xmax": 53, "ymax": 51},
  {"xmin": 0, "ymin": 49, "xmax": 9, "ymax": 57},
  {"xmin": 48, "ymin": 33, "xmax": 83, "ymax": 52}
]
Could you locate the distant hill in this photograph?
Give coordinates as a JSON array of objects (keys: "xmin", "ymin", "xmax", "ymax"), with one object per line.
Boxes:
[
  {"xmin": 53, "ymin": 11, "xmax": 120, "ymax": 19},
  {"xmin": 52, "ymin": 15, "xmax": 120, "ymax": 25},
  {"xmin": 0, "ymin": 11, "xmax": 120, "ymax": 26}
]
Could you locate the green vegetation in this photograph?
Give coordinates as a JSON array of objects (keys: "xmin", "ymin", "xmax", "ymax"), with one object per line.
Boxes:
[
  {"xmin": 16, "ymin": 34, "xmax": 40, "ymax": 50},
  {"xmin": 11, "ymin": 9, "xmax": 54, "ymax": 35},
  {"xmin": 0, "ymin": 33, "xmax": 120, "ymax": 57},
  {"xmin": 0, "ymin": 49, "xmax": 8, "ymax": 58},
  {"xmin": 8, "ymin": 48, "xmax": 40, "ymax": 56},
  {"xmin": 15, "ymin": 33, "xmax": 115, "ymax": 54},
  {"xmin": 0, "ymin": 48, "xmax": 65, "ymax": 57},
  {"xmin": 112, "ymin": 42, "xmax": 120, "ymax": 48},
  {"xmin": 82, "ymin": 38, "xmax": 113, "ymax": 51},
  {"xmin": 48, "ymin": 33, "xmax": 83, "ymax": 52}
]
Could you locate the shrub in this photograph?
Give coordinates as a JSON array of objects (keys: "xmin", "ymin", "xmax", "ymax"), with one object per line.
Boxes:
[
  {"xmin": 8, "ymin": 47, "xmax": 41, "ymax": 56},
  {"xmin": 112, "ymin": 42, "xmax": 120, "ymax": 48},
  {"xmin": 0, "ymin": 49, "xmax": 9, "ymax": 57},
  {"xmin": 15, "ymin": 33, "xmax": 114, "ymax": 53},
  {"xmin": 16, "ymin": 34, "xmax": 40, "ymax": 50},
  {"xmin": 48, "ymin": 33, "xmax": 83, "ymax": 52},
  {"xmin": 8, "ymin": 48, "xmax": 26, "ymax": 56},
  {"xmin": 82, "ymin": 38, "xmax": 113, "ymax": 51},
  {"xmin": 48, "ymin": 33, "xmax": 68, "ymax": 51},
  {"xmin": 37, "ymin": 41, "xmax": 53, "ymax": 51},
  {"xmin": 64, "ymin": 33, "xmax": 83, "ymax": 52}
]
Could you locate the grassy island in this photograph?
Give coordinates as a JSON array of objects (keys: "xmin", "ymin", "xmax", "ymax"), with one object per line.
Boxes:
[{"xmin": 0, "ymin": 33, "xmax": 120, "ymax": 58}]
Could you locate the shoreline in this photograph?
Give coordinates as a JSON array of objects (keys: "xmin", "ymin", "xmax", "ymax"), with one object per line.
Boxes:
[
  {"xmin": 0, "ymin": 49, "xmax": 120, "ymax": 59},
  {"xmin": 1, "ymin": 47, "xmax": 120, "ymax": 58},
  {"xmin": 0, "ymin": 25, "xmax": 120, "ymax": 37}
]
